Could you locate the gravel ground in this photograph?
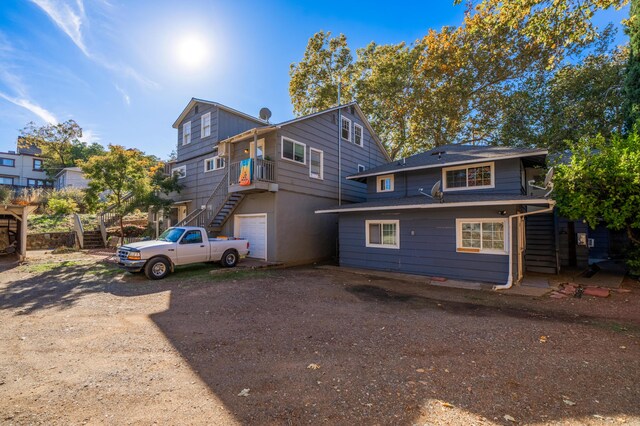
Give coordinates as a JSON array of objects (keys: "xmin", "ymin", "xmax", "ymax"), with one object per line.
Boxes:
[{"xmin": 0, "ymin": 251, "xmax": 639, "ymax": 425}]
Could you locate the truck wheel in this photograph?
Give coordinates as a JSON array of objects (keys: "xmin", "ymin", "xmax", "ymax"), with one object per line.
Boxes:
[
  {"xmin": 221, "ymin": 249, "xmax": 238, "ymax": 268},
  {"xmin": 145, "ymin": 257, "xmax": 171, "ymax": 280}
]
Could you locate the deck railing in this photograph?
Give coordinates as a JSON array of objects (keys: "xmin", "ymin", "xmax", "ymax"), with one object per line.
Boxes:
[{"xmin": 229, "ymin": 158, "xmax": 276, "ymax": 186}]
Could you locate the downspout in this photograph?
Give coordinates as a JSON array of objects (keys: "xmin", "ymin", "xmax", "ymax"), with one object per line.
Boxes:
[
  {"xmin": 337, "ymin": 83, "xmax": 342, "ymax": 206},
  {"xmin": 493, "ymin": 200, "xmax": 556, "ymax": 291}
]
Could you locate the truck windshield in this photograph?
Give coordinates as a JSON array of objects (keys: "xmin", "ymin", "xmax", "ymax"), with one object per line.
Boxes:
[{"xmin": 158, "ymin": 228, "xmax": 185, "ymax": 242}]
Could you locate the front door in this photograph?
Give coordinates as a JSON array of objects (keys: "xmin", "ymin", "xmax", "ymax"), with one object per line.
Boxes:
[{"xmin": 176, "ymin": 229, "xmax": 209, "ymax": 264}]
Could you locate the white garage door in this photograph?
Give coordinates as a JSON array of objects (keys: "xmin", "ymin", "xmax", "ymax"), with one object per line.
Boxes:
[{"xmin": 234, "ymin": 214, "xmax": 267, "ymax": 260}]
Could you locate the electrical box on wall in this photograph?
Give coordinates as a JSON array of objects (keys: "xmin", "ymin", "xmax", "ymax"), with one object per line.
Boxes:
[{"xmin": 588, "ymin": 238, "xmax": 595, "ymax": 248}]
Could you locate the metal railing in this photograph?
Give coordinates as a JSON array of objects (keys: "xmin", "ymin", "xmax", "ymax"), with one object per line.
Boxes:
[
  {"xmin": 175, "ymin": 207, "xmax": 204, "ymax": 227},
  {"xmin": 99, "ymin": 192, "xmax": 136, "ymax": 246},
  {"xmin": 229, "ymin": 158, "xmax": 276, "ymax": 186},
  {"xmin": 176, "ymin": 170, "xmax": 230, "ymax": 228},
  {"xmin": 73, "ymin": 213, "xmax": 84, "ymax": 249}
]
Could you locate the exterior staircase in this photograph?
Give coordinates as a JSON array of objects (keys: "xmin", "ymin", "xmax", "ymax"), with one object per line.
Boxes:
[
  {"xmin": 82, "ymin": 230, "xmax": 105, "ymax": 249},
  {"xmin": 525, "ymin": 213, "xmax": 559, "ymax": 274},
  {"xmin": 209, "ymin": 193, "xmax": 244, "ymax": 232}
]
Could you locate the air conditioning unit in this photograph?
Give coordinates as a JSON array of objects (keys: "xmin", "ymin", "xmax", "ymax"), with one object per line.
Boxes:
[{"xmin": 217, "ymin": 142, "xmax": 227, "ymax": 156}]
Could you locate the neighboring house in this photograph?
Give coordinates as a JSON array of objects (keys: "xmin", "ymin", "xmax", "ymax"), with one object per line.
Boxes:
[
  {"xmin": 55, "ymin": 167, "xmax": 89, "ymax": 190},
  {"xmin": 169, "ymin": 98, "xmax": 390, "ymax": 264},
  {"xmin": 0, "ymin": 144, "xmax": 51, "ymax": 188},
  {"xmin": 316, "ymin": 144, "xmax": 562, "ymax": 286}
]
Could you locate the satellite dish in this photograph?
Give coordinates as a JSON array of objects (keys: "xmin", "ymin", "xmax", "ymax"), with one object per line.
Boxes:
[
  {"xmin": 527, "ymin": 167, "xmax": 555, "ymax": 197},
  {"xmin": 543, "ymin": 167, "xmax": 554, "ymax": 188},
  {"xmin": 259, "ymin": 107, "xmax": 272, "ymax": 122},
  {"xmin": 418, "ymin": 180, "xmax": 444, "ymax": 203}
]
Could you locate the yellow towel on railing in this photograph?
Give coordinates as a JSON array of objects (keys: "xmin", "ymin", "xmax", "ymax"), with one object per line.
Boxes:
[{"xmin": 239, "ymin": 158, "xmax": 253, "ymax": 186}]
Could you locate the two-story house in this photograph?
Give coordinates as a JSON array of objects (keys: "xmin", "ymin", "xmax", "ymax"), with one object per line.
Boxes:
[
  {"xmin": 0, "ymin": 145, "xmax": 51, "ymax": 188},
  {"xmin": 316, "ymin": 144, "xmax": 560, "ymax": 287},
  {"xmin": 170, "ymin": 98, "xmax": 390, "ymax": 264}
]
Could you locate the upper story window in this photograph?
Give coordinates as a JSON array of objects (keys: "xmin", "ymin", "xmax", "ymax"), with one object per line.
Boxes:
[
  {"xmin": 201, "ymin": 112, "xmax": 211, "ymax": 138},
  {"xmin": 456, "ymin": 218, "xmax": 507, "ymax": 255},
  {"xmin": 0, "ymin": 176, "xmax": 14, "ymax": 185},
  {"xmin": 172, "ymin": 165, "xmax": 186, "ymax": 179},
  {"xmin": 204, "ymin": 156, "xmax": 225, "ymax": 172},
  {"xmin": 358, "ymin": 164, "xmax": 366, "ymax": 173},
  {"xmin": 27, "ymin": 178, "xmax": 51, "ymax": 188},
  {"xmin": 309, "ymin": 148, "xmax": 323, "ymax": 179},
  {"xmin": 341, "ymin": 116, "xmax": 351, "ymax": 141},
  {"xmin": 366, "ymin": 220, "xmax": 400, "ymax": 249},
  {"xmin": 33, "ymin": 159, "xmax": 43, "ymax": 170},
  {"xmin": 182, "ymin": 121, "xmax": 191, "ymax": 145},
  {"xmin": 376, "ymin": 174, "xmax": 394, "ymax": 192},
  {"xmin": 281, "ymin": 137, "xmax": 306, "ymax": 164},
  {"xmin": 0, "ymin": 158, "xmax": 15, "ymax": 167},
  {"xmin": 354, "ymin": 123, "xmax": 363, "ymax": 146},
  {"xmin": 443, "ymin": 162, "xmax": 494, "ymax": 191}
]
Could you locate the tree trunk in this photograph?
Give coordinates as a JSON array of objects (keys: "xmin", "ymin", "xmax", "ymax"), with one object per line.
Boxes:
[{"xmin": 120, "ymin": 215, "xmax": 125, "ymax": 246}]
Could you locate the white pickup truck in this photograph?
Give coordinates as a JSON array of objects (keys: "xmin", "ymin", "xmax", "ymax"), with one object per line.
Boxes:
[{"xmin": 116, "ymin": 226, "xmax": 250, "ymax": 280}]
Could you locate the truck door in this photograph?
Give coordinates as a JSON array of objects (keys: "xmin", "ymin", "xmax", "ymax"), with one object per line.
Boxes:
[{"xmin": 176, "ymin": 230, "xmax": 209, "ymax": 264}]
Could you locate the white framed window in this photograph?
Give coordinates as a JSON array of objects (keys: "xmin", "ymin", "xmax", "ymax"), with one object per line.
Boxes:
[
  {"xmin": 456, "ymin": 218, "xmax": 507, "ymax": 255},
  {"xmin": 201, "ymin": 112, "xmax": 211, "ymax": 138},
  {"xmin": 309, "ymin": 148, "xmax": 323, "ymax": 179},
  {"xmin": 281, "ymin": 136, "xmax": 306, "ymax": 164},
  {"xmin": 358, "ymin": 164, "xmax": 366, "ymax": 173},
  {"xmin": 354, "ymin": 123, "xmax": 363, "ymax": 146},
  {"xmin": 204, "ymin": 156, "xmax": 225, "ymax": 172},
  {"xmin": 172, "ymin": 165, "xmax": 186, "ymax": 179},
  {"xmin": 376, "ymin": 174, "xmax": 394, "ymax": 192},
  {"xmin": 182, "ymin": 121, "xmax": 191, "ymax": 145},
  {"xmin": 366, "ymin": 220, "xmax": 399, "ymax": 249},
  {"xmin": 341, "ymin": 116, "xmax": 351, "ymax": 141},
  {"xmin": 443, "ymin": 162, "xmax": 494, "ymax": 191},
  {"xmin": 250, "ymin": 138, "xmax": 265, "ymax": 159}
]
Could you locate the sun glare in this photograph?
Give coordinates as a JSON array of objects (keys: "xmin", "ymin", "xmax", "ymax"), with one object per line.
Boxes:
[{"xmin": 174, "ymin": 34, "xmax": 209, "ymax": 70}]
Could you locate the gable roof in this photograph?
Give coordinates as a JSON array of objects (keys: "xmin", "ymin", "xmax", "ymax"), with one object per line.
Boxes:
[
  {"xmin": 172, "ymin": 98, "xmax": 267, "ymax": 129},
  {"xmin": 347, "ymin": 144, "xmax": 547, "ymax": 180}
]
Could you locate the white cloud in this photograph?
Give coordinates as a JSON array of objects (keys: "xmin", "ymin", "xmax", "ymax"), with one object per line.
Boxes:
[
  {"xmin": 114, "ymin": 84, "xmax": 130, "ymax": 105},
  {"xmin": 0, "ymin": 92, "xmax": 58, "ymax": 123},
  {"xmin": 30, "ymin": 0, "xmax": 89, "ymax": 56},
  {"xmin": 79, "ymin": 129, "xmax": 100, "ymax": 144}
]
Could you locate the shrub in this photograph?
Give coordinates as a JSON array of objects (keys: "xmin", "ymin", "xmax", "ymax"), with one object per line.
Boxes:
[
  {"xmin": 0, "ymin": 186, "xmax": 11, "ymax": 204},
  {"xmin": 43, "ymin": 188, "xmax": 92, "ymax": 213},
  {"xmin": 48, "ymin": 198, "xmax": 79, "ymax": 215}
]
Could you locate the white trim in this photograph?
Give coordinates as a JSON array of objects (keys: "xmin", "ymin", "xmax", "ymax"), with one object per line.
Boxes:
[
  {"xmin": 347, "ymin": 151, "xmax": 548, "ymax": 180},
  {"xmin": 455, "ymin": 218, "xmax": 508, "ymax": 255},
  {"xmin": 172, "ymin": 98, "xmax": 266, "ymax": 129},
  {"xmin": 204, "ymin": 155, "xmax": 225, "ymax": 173},
  {"xmin": 280, "ymin": 136, "xmax": 306, "ymax": 165},
  {"xmin": 201, "ymin": 112, "xmax": 211, "ymax": 138},
  {"xmin": 365, "ymin": 219, "xmax": 400, "ymax": 249},
  {"xmin": 315, "ymin": 198, "xmax": 552, "ymax": 214},
  {"xmin": 376, "ymin": 174, "xmax": 394, "ymax": 192},
  {"xmin": 182, "ymin": 121, "xmax": 191, "ymax": 145},
  {"xmin": 172, "ymin": 165, "xmax": 186, "ymax": 179},
  {"xmin": 341, "ymin": 116, "xmax": 352, "ymax": 142},
  {"xmin": 442, "ymin": 161, "xmax": 495, "ymax": 191},
  {"xmin": 309, "ymin": 147, "xmax": 324, "ymax": 180},
  {"xmin": 353, "ymin": 123, "xmax": 363, "ymax": 147},
  {"xmin": 234, "ymin": 213, "xmax": 268, "ymax": 260}
]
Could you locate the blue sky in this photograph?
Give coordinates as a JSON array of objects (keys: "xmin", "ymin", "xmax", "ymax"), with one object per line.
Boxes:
[{"xmin": 0, "ymin": 1, "xmax": 630, "ymax": 159}]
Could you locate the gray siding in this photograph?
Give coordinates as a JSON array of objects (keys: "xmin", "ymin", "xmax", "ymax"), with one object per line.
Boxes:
[
  {"xmin": 366, "ymin": 158, "xmax": 524, "ymax": 201},
  {"xmin": 176, "ymin": 103, "xmax": 219, "ymax": 160},
  {"xmin": 338, "ymin": 206, "xmax": 519, "ymax": 284},
  {"xmin": 218, "ymin": 109, "xmax": 263, "ymax": 141},
  {"xmin": 276, "ymin": 107, "xmax": 388, "ymax": 203}
]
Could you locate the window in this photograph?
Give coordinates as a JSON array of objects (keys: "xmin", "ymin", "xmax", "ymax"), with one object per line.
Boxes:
[
  {"xmin": 366, "ymin": 220, "xmax": 399, "ymax": 249},
  {"xmin": 443, "ymin": 162, "xmax": 494, "ymax": 191},
  {"xmin": 0, "ymin": 158, "xmax": 15, "ymax": 167},
  {"xmin": 358, "ymin": 164, "xmax": 366, "ymax": 173},
  {"xmin": 309, "ymin": 148, "xmax": 323, "ymax": 179},
  {"xmin": 181, "ymin": 230, "xmax": 203, "ymax": 244},
  {"xmin": 354, "ymin": 123, "xmax": 363, "ymax": 146},
  {"xmin": 456, "ymin": 219, "xmax": 507, "ymax": 255},
  {"xmin": 341, "ymin": 116, "xmax": 351, "ymax": 141},
  {"xmin": 0, "ymin": 176, "xmax": 13, "ymax": 185},
  {"xmin": 33, "ymin": 159, "xmax": 43, "ymax": 170},
  {"xmin": 27, "ymin": 178, "xmax": 51, "ymax": 187},
  {"xmin": 204, "ymin": 156, "xmax": 225, "ymax": 172},
  {"xmin": 182, "ymin": 121, "xmax": 191, "ymax": 145},
  {"xmin": 281, "ymin": 137, "xmax": 306, "ymax": 164},
  {"xmin": 376, "ymin": 174, "xmax": 394, "ymax": 192},
  {"xmin": 201, "ymin": 112, "xmax": 211, "ymax": 138},
  {"xmin": 172, "ymin": 165, "xmax": 186, "ymax": 179},
  {"xmin": 250, "ymin": 138, "xmax": 265, "ymax": 159}
]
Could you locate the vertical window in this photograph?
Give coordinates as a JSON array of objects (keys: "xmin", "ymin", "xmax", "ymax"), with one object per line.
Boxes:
[
  {"xmin": 341, "ymin": 116, "xmax": 351, "ymax": 141},
  {"xmin": 182, "ymin": 121, "xmax": 191, "ymax": 145},
  {"xmin": 0, "ymin": 158, "xmax": 15, "ymax": 167},
  {"xmin": 443, "ymin": 162, "xmax": 494, "ymax": 190},
  {"xmin": 366, "ymin": 220, "xmax": 399, "ymax": 249},
  {"xmin": 281, "ymin": 137, "xmax": 306, "ymax": 164},
  {"xmin": 309, "ymin": 148, "xmax": 323, "ymax": 179},
  {"xmin": 376, "ymin": 174, "xmax": 394, "ymax": 192},
  {"xmin": 354, "ymin": 123, "xmax": 363, "ymax": 146},
  {"xmin": 456, "ymin": 219, "xmax": 507, "ymax": 254},
  {"xmin": 33, "ymin": 159, "xmax": 43, "ymax": 170},
  {"xmin": 201, "ymin": 112, "xmax": 211, "ymax": 138}
]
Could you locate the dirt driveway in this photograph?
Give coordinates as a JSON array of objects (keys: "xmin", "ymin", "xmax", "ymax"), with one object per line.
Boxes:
[{"xmin": 1, "ymin": 251, "xmax": 639, "ymax": 425}]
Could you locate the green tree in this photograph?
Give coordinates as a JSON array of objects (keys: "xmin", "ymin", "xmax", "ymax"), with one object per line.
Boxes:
[
  {"xmin": 623, "ymin": 0, "xmax": 640, "ymax": 130},
  {"xmin": 18, "ymin": 120, "xmax": 105, "ymax": 177},
  {"xmin": 553, "ymin": 129, "xmax": 640, "ymax": 271}
]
